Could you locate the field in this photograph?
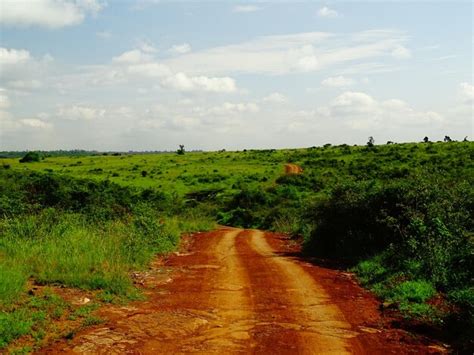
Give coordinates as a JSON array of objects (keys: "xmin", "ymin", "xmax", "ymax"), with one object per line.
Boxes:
[{"xmin": 0, "ymin": 141, "xmax": 473, "ymax": 352}]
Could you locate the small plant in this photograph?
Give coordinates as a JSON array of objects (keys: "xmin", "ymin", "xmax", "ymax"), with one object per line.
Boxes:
[
  {"xmin": 176, "ymin": 145, "xmax": 185, "ymax": 155},
  {"xmin": 366, "ymin": 136, "xmax": 375, "ymax": 148}
]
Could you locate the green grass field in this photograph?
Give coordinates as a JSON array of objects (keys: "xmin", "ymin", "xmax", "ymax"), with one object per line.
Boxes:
[{"xmin": 2, "ymin": 150, "xmax": 283, "ymax": 193}]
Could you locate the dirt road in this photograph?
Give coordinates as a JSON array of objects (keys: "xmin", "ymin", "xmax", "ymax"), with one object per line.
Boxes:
[{"xmin": 42, "ymin": 228, "xmax": 444, "ymax": 354}]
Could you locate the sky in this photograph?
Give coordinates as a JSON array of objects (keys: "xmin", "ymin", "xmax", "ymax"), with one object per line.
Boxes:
[{"xmin": 0, "ymin": 0, "xmax": 473, "ymax": 151}]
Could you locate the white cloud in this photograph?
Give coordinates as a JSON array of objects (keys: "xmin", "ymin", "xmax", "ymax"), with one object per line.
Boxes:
[
  {"xmin": 329, "ymin": 91, "xmax": 443, "ymax": 129},
  {"xmin": 0, "ymin": 0, "xmax": 106, "ymax": 29},
  {"xmin": 162, "ymin": 73, "xmax": 236, "ymax": 93},
  {"xmin": 127, "ymin": 62, "xmax": 172, "ymax": 77},
  {"xmin": 138, "ymin": 41, "xmax": 157, "ymax": 53},
  {"xmin": 113, "ymin": 49, "xmax": 152, "ymax": 64},
  {"xmin": 77, "ymin": 51, "xmax": 239, "ymax": 94},
  {"xmin": 262, "ymin": 92, "xmax": 287, "ymax": 103},
  {"xmin": 233, "ymin": 5, "xmax": 262, "ymax": 13},
  {"xmin": 460, "ymin": 82, "xmax": 474, "ymax": 101},
  {"xmin": 206, "ymin": 102, "xmax": 259, "ymax": 115},
  {"xmin": 169, "ymin": 43, "xmax": 192, "ymax": 55},
  {"xmin": 0, "ymin": 89, "xmax": 11, "ymax": 109},
  {"xmin": 391, "ymin": 45, "xmax": 411, "ymax": 59},
  {"xmin": 0, "ymin": 47, "xmax": 56, "ymax": 93},
  {"xmin": 317, "ymin": 6, "xmax": 339, "ymax": 18},
  {"xmin": 57, "ymin": 105, "xmax": 106, "ymax": 120},
  {"xmin": 321, "ymin": 76, "xmax": 355, "ymax": 87},
  {"xmin": 0, "ymin": 48, "xmax": 31, "ymax": 65},
  {"xmin": 297, "ymin": 55, "xmax": 319, "ymax": 71},
  {"xmin": 166, "ymin": 116, "xmax": 201, "ymax": 130},
  {"xmin": 165, "ymin": 30, "xmax": 411, "ymax": 75},
  {"xmin": 284, "ymin": 91, "xmax": 444, "ymax": 136},
  {"xmin": 20, "ymin": 118, "xmax": 52, "ymax": 128},
  {"xmin": 7, "ymin": 80, "xmax": 43, "ymax": 90},
  {"xmin": 0, "ymin": 90, "xmax": 52, "ymax": 132}
]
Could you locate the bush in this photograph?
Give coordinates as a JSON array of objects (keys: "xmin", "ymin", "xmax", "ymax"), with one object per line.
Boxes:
[
  {"xmin": 391, "ymin": 280, "xmax": 436, "ymax": 303},
  {"xmin": 19, "ymin": 152, "xmax": 41, "ymax": 163}
]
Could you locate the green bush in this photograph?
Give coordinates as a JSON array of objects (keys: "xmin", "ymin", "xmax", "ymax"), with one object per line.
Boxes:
[
  {"xmin": 19, "ymin": 152, "xmax": 41, "ymax": 163},
  {"xmin": 391, "ymin": 280, "xmax": 436, "ymax": 303}
]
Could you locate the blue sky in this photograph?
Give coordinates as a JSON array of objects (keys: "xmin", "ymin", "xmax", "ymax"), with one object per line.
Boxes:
[{"xmin": 0, "ymin": 0, "xmax": 472, "ymax": 151}]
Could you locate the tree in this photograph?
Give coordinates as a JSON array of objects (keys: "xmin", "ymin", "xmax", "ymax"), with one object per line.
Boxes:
[
  {"xmin": 444, "ymin": 136, "xmax": 452, "ymax": 143},
  {"xmin": 177, "ymin": 145, "xmax": 185, "ymax": 155},
  {"xmin": 19, "ymin": 151, "xmax": 41, "ymax": 163},
  {"xmin": 423, "ymin": 136, "xmax": 430, "ymax": 143},
  {"xmin": 367, "ymin": 136, "xmax": 375, "ymax": 148},
  {"xmin": 463, "ymin": 136, "xmax": 469, "ymax": 142}
]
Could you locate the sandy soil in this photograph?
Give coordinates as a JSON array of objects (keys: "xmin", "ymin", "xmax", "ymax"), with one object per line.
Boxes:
[
  {"xmin": 40, "ymin": 228, "xmax": 447, "ymax": 354},
  {"xmin": 284, "ymin": 164, "xmax": 303, "ymax": 174}
]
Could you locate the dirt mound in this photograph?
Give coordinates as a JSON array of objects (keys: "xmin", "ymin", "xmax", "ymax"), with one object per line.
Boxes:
[{"xmin": 285, "ymin": 163, "xmax": 303, "ymax": 174}]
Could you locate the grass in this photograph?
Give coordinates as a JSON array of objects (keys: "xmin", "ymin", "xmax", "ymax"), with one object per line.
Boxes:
[
  {"xmin": 0, "ymin": 288, "xmax": 103, "ymax": 350},
  {"xmin": 0, "ymin": 150, "xmax": 282, "ymax": 194}
]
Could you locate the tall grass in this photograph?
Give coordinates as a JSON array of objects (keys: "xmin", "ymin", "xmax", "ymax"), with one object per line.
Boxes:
[{"xmin": 0, "ymin": 208, "xmax": 214, "ymax": 305}]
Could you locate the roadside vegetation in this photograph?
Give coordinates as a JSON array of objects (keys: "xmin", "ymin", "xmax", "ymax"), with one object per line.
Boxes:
[
  {"xmin": 0, "ymin": 170, "xmax": 214, "ymax": 351},
  {"xmin": 1, "ymin": 140, "xmax": 472, "ymax": 351}
]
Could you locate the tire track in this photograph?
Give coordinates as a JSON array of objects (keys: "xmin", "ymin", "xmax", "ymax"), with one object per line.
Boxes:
[{"xmin": 240, "ymin": 229, "xmax": 358, "ymax": 354}]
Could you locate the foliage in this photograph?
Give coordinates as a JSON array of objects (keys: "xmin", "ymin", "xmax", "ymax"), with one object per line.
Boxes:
[{"xmin": 19, "ymin": 152, "xmax": 41, "ymax": 163}]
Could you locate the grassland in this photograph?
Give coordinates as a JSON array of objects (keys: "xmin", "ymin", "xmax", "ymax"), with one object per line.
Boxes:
[{"xmin": 0, "ymin": 141, "xmax": 473, "ymax": 351}]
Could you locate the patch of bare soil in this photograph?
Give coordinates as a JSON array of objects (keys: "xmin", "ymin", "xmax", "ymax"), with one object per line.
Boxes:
[{"xmin": 284, "ymin": 164, "xmax": 303, "ymax": 175}]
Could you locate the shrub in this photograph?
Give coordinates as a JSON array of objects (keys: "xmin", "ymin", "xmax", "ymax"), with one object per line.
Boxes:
[
  {"xmin": 19, "ymin": 152, "xmax": 41, "ymax": 163},
  {"xmin": 391, "ymin": 280, "xmax": 436, "ymax": 303}
]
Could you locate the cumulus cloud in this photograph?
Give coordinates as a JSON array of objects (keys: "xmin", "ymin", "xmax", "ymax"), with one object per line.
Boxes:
[
  {"xmin": 391, "ymin": 45, "xmax": 411, "ymax": 59},
  {"xmin": 138, "ymin": 41, "xmax": 158, "ymax": 53},
  {"xmin": 60, "ymin": 49, "xmax": 239, "ymax": 94},
  {"xmin": 0, "ymin": 48, "xmax": 31, "ymax": 65},
  {"xmin": 327, "ymin": 91, "xmax": 443, "ymax": 129},
  {"xmin": 233, "ymin": 5, "xmax": 262, "ymax": 13},
  {"xmin": 206, "ymin": 102, "xmax": 259, "ymax": 115},
  {"xmin": 19, "ymin": 118, "xmax": 52, "ymax": 128},
  {"xmin": 317, "ymin": 6, "xmax": 339, "ymax": 18},
  {"xmin": 0, "ymin": 47, "xmax": 55, "ymax": 92},
  {"xmin": 169, "ymin": 43, "xmax": 192, "ymax": 55},
  {"xmin": 262, "ymin": 92, "xmax": 287, "ymax": 103},
  {"xmin": 161, "ymin": 73, "xmax": 237, "ymax": 93},
  {"xmin": 113, "ymin": 49, "xmax": 152, "ymax": 64},
  {"xmin": 127, "ymin": 62, "xmax": 172, "ymax": 77},
  {"xmin": 0, "ymin": 89, "xmax": 52, "ymax": 133},
  {"xmin": 460, "ymin": 82, "xmax": 474, "ymax": 102},
  {"xmin": 321, "ymin": 76, "xmax": 355, "ymax": 87},
  {"xmin": 0, "ymin": 0, "xmax": 106, "ymax": 29},
  {"xmin": 57, "ymin": 105, "xmax": 106, "ymax": 120}
]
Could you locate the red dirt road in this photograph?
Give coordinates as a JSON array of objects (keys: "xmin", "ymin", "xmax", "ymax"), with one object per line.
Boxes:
[{"xmin": 41, "ymin": 228, "xmax": 446, "ymax": 354}]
